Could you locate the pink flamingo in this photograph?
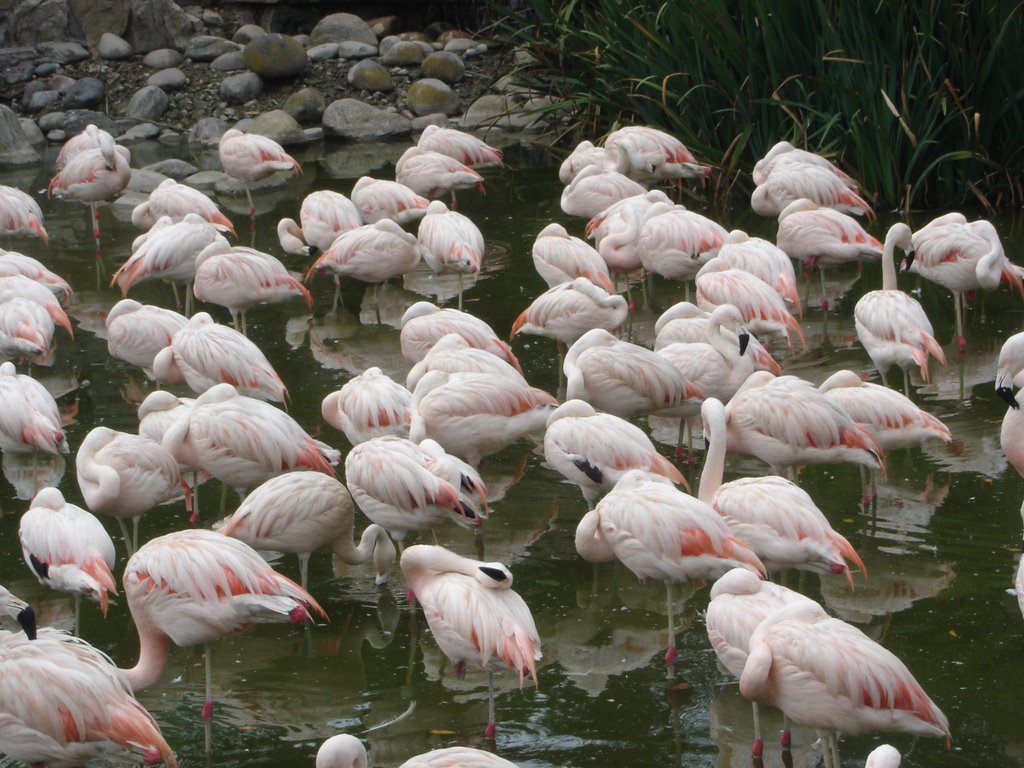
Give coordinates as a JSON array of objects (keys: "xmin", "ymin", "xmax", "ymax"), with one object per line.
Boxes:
[
  {"xmin": 0, "ymin": 184, "xmax": 48, "ymax": 244},
  {"xmin": 399, "ymin": 301, "xmax": 522, "ymax": 371},
  {"xmin": 510, "ymin": 276, "xmax": 628, "ymax": 350},
  {"xmin": 405, "ymin": 331, "xmax": 525, "ymax": 391},
  {"xmin": 349, "ymin": 176, "xmax": 430, "ymax": 225},
  {"xmin": 131, "ymin": 177, "xmax": 235, "ymax": 235},
  {"xmin": 0, "ymin": 361, "xmax": 68, "ymax": 455},
  {"xmin": 0, "ymin": 273, "xmax": 73, "ymax": 338},
  {"xmin": 218, "ymin": 128, "xmax": 302, "ymax": 217},
  {"xmin": 560, "ymin": 165, "xmax": 647, "ymax": 219},
  {"xmin": 416, "ymin": 124, "xmax": 503, "ymax": 168},
  {"xmin": 321, "ymin": 365, "xmax": 412, "ymax": 445},
  {"xmin": 714, "ymin": 229, "xmax": 802, "ymax": 315},
  {"xmin": 416, "ymin": 200, "xmax": 484, "ymax": 310},
  {"xmin": 276, "ymin": 189, "xmax": 362, "ymax": 257},
  {"xmin": 316, "ymin": 734, "xmax": 519, "ymax": 768},
  {"xmin": 531, "ymin": 222, "xmax": 617, "ymax": 293},
  {"xmin": 105, "ymin": 299, "xmax": 188, "ymax": 372},
  {"xmin": 219, "ymin": 471, "xmax": 396, "ymax": 589},
  {"xmin": 603, "ymin": 125, "xmax": 711, "ymax": 183},
  {"xmin": 653, "ymin": 302, "xmax": 783, "ymax": 376},
  {"xmin": 53, "ymin": 123, "xmax": 117, "ymax": 172},
  {"xmin": 395, "ymin": 146, "xmax": 484, "ymax": 208},
  {"xmin": 400, "ymin": 544, "xmax": 541, "ymax": 738},
  {"xmin": 751, "ymin": 150, "xmax": 874, "ymax": 219},
  {"xmin": 0, "ymin": 250, "xmax": 69, "ymax": 299},
  {"xmin": 753, "ymin": 141, "xmax": 860, "ymax": 186},
  {"xmin": 638, "ymin": 202, "xmax": 729, "ymax": 289},
  {"xmin": 0, "ymin": 295, "xmax": 54, "ymax": 363},
  {"xmin": 575, "ymin": 470, "xmax": 765, "ymax": 673},
  {"xmin": 558, "ymin": 139, "xmax": 608, "ymax": 184}
]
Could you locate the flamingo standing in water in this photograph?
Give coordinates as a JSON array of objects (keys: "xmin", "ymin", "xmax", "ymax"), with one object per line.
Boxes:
[
  {"xmin": 0, "ymin": 250, "xmax": 69, "ymax": 299},
  {"xmin": 560, "ymin": 165, "xmax": 647, "ymax": 219},
  {"xmin": 316, "ymin": 733, "xmax": 519, "ymax": 768},
  {"xmin": 558, "ymin": 139, "xmax": 607, "ymax": 184},
  {"xmin": 349, "ymin": 176, "xmax": 430, "ymax": 225},
  {"xmin": 713, "ymin": 229, "xmax": 802, "ymax": 314},
  {"xmin": 751, "ymin": 151, "xmax": 875, "ymax": 219},
  {"xmin": 105, "ymin": 299, "xmax": 188, "ymax": 373},
  {"xmin": 219, "ymin": 471, "xmax": 396, "ymax": 589},
  {"xmin": 417, "ymin": 200, "xmax": 485, "ymax": 310},
  {"xmin": 0, "ymin": 184, "xmax": 48, "ymax": 244},
  {"xmin": 416, "ymin": 124, "xmax": 504, "ymax": 168},
  {"xmin": 603, "ymin": 125, "xmax": 711, "ymax": 183},
  {"xmin": 395, "ymin": 146, "xmax": 484, "ymax": 208},
  {"xmin": 511, "ymin": 276, "xmax": 629, "ymax": 351},
  {"xmin": 131, "ymin": 177, "xmax": 235, "ymax": 235},
  {"xmin": 405, "ymin": 331, "xmax": 525, "ymax": 390},
  {"xmin": 0, "ymin": 274, "xmax": 74, "ymax": 339},
  {"xmin": 218, "ymin": 128, "xmax": 302, "ymax": 218},
  {"xmin": 0, "ymin": 361, "xmax": 68, "ymax": 456},
  {"xmin": 531, "ymin": 222, "xmax": 617, "ymax": 293},
  {"xmin": 400, "ymin": 544, "xmax": 541, "ymax": 738},
  {"xmin": 275, "ymin": 189, "xmax": 362, "ymax": 257},
  {"xmin": 321, "ymin": 366, "xmax": 412, "ymax": 445},
  {"xmin": 399, "ymin": 301, "xmax": 522, "ymax": 371}
]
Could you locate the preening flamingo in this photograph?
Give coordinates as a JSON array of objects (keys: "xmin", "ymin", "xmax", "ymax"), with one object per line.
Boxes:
[
  {"xmin": 218, "ymin": 128, "xmax": 302, "ymax": 218},
  {"xmin": 399, "ymin": 301, "xmax": 522, "ymax": 371},
  {"xmin": 0, "ymin": 361, "xmax": 68, "ymax": 455},
  {"xmin": 405, "ymin": 332, "xmax": 526, "ymax": 392},
  {"xmin": 0, "ymin": 274, "xmax": 73, "ymax": 339},
  {"xmin": 105, "ymin": 299, "xmax": 188, "ymax": 372},
  {"xmin": 751, "ymin": 151, "xmax": 874, "ymax": 219},
  {"xmin": 531, "ymin": 222, "xmax": 617, "ymax": 293},
  {"xmin": 0, "ymin": 295, "xmax": 54, "ymax": 363},
  {"xmin": 219, "ymin": 471, "xmax": 396, "ymax": 589},
  {"xmin": 603, "ymin": 125, "xmax": 711, "ymax": 183},
  {"xmin": 400, "ymin": 544, "xmax": 541, "ymax": 738},
  {"xmin": 416, "ymin": 199, "xmax": 485, "ymax": 310},
  {"xmin": 560, "ymin": 165, "xmax": 647, "ymax": 219},
  {"xmin": 510, "ymin": 276, "xmax": 628, "ymax": 350},
  {"xmin": 131, "ymin": 177, "xmax": 235, "ymax": 235},
  {"xmin": 637, "ymin": 202, "xmax": 728, "ymax": 286},
  {"xmin": 713, "ymin": 229, "xmax": 802, "ymax": 315},
  {"xmin": 586, "ymin": 190, "xmax": 672, "ymax": 301},
  {"xmin": 0, "ymin": 184, "xmax": 48, "ymax": 244},
  {"xmin": 0, "ymin": 250, "xmax": 69, "ymax": 299},
  {"xmin": 321, "ymin": 366, "xmax": 413, "ymax": 445},
  {"xmin": 558, "ymin": 139, "xmax": 607, "ymax": 184},
  {"xmin": 395, "ymin": 146, "xmax": 484, "ymax": 207},
  {"xmin": 53, "ymin": 123, "xmax": 117, "ymax": 172},
  {"xmin": 417, "ymin": 124, "xmax": 503, "ymax": 168},
  {"xmin": 276, "ymin": 189, "xmax": 362, "ymax": 257},
  {"xmin": 575, "ymin": 470, "xmax": 765, "ymax": 672},
  {"xmin": 349, "ymin": 176, "xmax": 430, "ymax": 225},
  {"xmin": 316, "ymin": 733, "xmax": 519, "ymax": 768},
  {"xmin": 855, "ymin": 222, "xmax": 946, "ymax": 393}
]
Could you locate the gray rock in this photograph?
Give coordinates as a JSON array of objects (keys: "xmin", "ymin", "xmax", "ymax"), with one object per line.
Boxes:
[
  {"xmin": 143, "ymin": 158, "xmax": 198, "ymax": 179},
  {"xmin": 405, "ymin": 78, "xmax": 460, "ymax": 117},
  {"xmin": 185, "ymin": 169, "xmax": 227, "ymax": 192},
  {"xmin": 38, "ymin": 112, "xmax": 66, "ymax": 132},
  {"xmin": 0, "ymin": 105, "xmax": 42, "ymax": 167},
  {"xmin": 142, "ymin": 48, "xmax": 183, "ymax": 68},
  {"xmin": 71, "ymin": 0, "xmax": 130, "ymax": 46},
  {"xmin": 411, "ymin": 113, "xmax": 450, "ymax": 132},
  {"xmin": 220, "ymin": 71, "xmax": 262, "ymax": 104},
  {"xmin": 307, "ymin": 43, "xmax": 338, "ymax": 62},
  {"xmin": 215, "ymin": 172, "xmax": 288, "ymax": 198},
  {"xmin": 460, "ymin": 94, "xmax": 513, "ymax": 129},
  {"xmin": 97, "ymin": 32, "xmax": 133, "ymax": 60},
  {"xmin": 27, "ymin": 91, "xmax": 61, "ymax": 113},
  {"xmin": 22, "ymin": 81, "xmax": 48, "ymax": 109},
  {"xmin": 127, "ymin": 168, "xmax": 168, "ymax": 193},
  {"xmin": 242, "ymin": 34, "xmax": 307, "ymax": 79},
  {"xmin": 444, "ymin": 38, "xmax": 477, "ymax": 54},
  {"xmin": 347, "ymin": 59, "xmax": 393, "ymax": 93},
  {"xmin": 421, "ymin": 51, "xmax": 465, "ymax": 84},
  {"xmin": 163, "ymin": 2, "xmax": 205, "ymax": 51},
  {"xmin": 62, "ymin": 77, "xmax": 105, "ymax": 110},
  {"xmin": 210, "ymin": 51, "xmax": 246, "ymax": 72},
  {"xmin": 322, "ymin": 97, "xmax": 411, "ymax": 141},
  {"xmin": 62, "ymin": 110, "xmax": 117, "ymax": 135},
  {"xmin": 188, "ymin": 117, "xmax": 229, "ymax": 149},
  {"xmin": 10, "ymin": 2, "xmax": 77, "ymax": 47},
  {"xmin": 19, "ymin": 118, "xmax": 45, "ymax": 147},
  {"xmin": 5, "ymin": 62, "xmax": 36, "ymax": 86},
  {"xmin": 283, "ymin": 87, "xmax": 325, "ymax": 124},
  {"xmin": 35, "ymin": 42, "xmax": 90, "ymax": 65},
  {"xmin": 47, "ymin": 75, "xmax": 75, "ymax": 94},
  {"xmin": 232, "ymin": 24, "xmax": 266, "ymax": 45},
  {"xmin": 293, "ymin": 34, "xmax": 312, "ymax": 48},
  {"xmin": 128, "ymin": 0, "xmax": 203, "ymax": 52},
  {"xmin": 126, "ymin": 85, "xmax": 169, "ymax": 121},
  {"xmin": 147, "ymin": 68, "xmax": 187, "ymax": 90},
  {"xmin": 120, "ymin": 122, "xmax": 162, "ymax": 141},
  {"xmin": 249, "ymin": 109, "xmax": 305, "ymax": 146},
  {"xmin": 46, "ymin": 129, "xmax": 66, "ymax": 143},
  {"xmin": 186, "ymin": 36, "xmax": 239, "ymax": 62},
  {"xmin": 337, "ymin": 41, "xmax": 378, "ymax": 59},
  {"xmin": 202, "ymin": 10, "xmax": 223, "ymax": 28},
  {"xmin": 381, "ymin": 40, "xmax": 425, "ymax": 66},
  {"xmin": 378, "ymin": 35, "xmax": 399, "ymax": 58},
  {"xmin": 34, "ymin": 62, "xmax": 59, "ymax": 77},
  {"xmin": 310, "ymin": 13, "xmax": 377, "ymax": 47}
]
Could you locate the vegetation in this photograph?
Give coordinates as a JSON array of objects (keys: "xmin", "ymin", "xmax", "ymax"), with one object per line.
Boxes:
[{"xmin": 495, "ymin": 0, "xmax": 1024, "ymax": 211}]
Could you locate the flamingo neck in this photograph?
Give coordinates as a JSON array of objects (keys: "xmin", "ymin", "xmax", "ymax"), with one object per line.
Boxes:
[
  {"xmin": 697, "ymin": 406, "xmax": 727, "ymax": 504},
  {"xmin": 122, "ymin": 613, "xmax": 171, "ymax": 692},
  {"xmin": 880, "ymin": 229, "xmax": 899, "ymax": 292}
]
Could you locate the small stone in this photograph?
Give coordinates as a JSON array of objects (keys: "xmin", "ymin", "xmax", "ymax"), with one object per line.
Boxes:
[
  {"xmin": 46, "ymin": 75, "xmax": 75, "ymax": 94},
  {"xmin": 147, "ymin": 68, "xmax": 187, "ymax": 90},
  {"xmin": 202, "ymin": 10, "xmax": 223, "ymax": 27},
  {"xmin": 381, "ymin": 40, "xmax": 425, "ymax": 66},
  {"xmin": 61, "ymin": 77, "xmax": 105, "ymax": 110},
  {"xmin": 310, "ymin": 13, "xmax": 377, "ymax": 47},
  {"xmin": 62, "ymin": 110, "xmax": 117, "ymax": 136},
  {"xmin": 19, "ymin": 118, "xmax": 45, "ymax": 147},
  {"xmin": 38, "ymin": 112, "xmax": 66, "ymax": 132},
  {"xmin": 444, "ymin": 38, "xmax": 477, "ymax": 54},
  {"xmin": 293, "ymin": 35, "xmax": 312, "ymax": 48},
  {"xmin": 405, "ymin": 78, "xmax": 460, "ymax": 117},
  {"xmin": 186, "ymin": 36, "xmax": 240, "ymax": 62},
  {"xmin": 242, "ymin": 33, "xmax": 308, "ymax": 79},
  {"xmin": 144, "ymin": 158, "xmax": 198, "ymax": 179},
  {"xmin": 399, "ymin": 30, "xmax": 433, "ymax": 43},
  {"xmin": 348, "ymin": 59, "xmax": 393, "ymax": 93},
  {"xmin": 97, "ymin": 32, "xmax": 133, "ymax": 60},
  {"xmin": 411, "ymin": 113, "xmax": 450, "ymax": 132},
  {"xmin": 306, "ymin": 43, "xmax": 339, "ymax": 62},
  {"xmin": 185, "ymin": 169, "xmax": 227, "ymax": 192},
  {"xmin": 126, "ymin": 85, "xmax": 169, "ymax": 121},
  {"xmin": 421, "ymin": 51, "xmax": 465, "ymax": 84},
  {"xmin": 120, "ymin": 122, "xmax": 162, "ymax": 141},
  {"xmin": 337, "ymin": 41, "xmax": 378, "ymax": 59},
  {"xmin": 283, "ymin": 87, "xmax": 325, "ymax": 124},
  {"xmin": 143, "ymin": 49, "xmax": 184, "ymax": 69},
  {"xmin": 22, "ymin": 81, "xmax": 47, "ymax": 109},
  {"xmin": 46, "ymin": 129, "xmax": 66, "ymax": 143},
  {"xmin": 232, "ymin": 24, "xmax": 266, "ymax": 45},
  {"xmin": 128, "ymin": 168, "xmax": 169, "ymax": 193},
  {"xmin": 249, "ymin": 109, "xmax": 306, "ymax": 146},
  {"xmin": 27, "ymin": 90, "xmax": 61, "ymax": 112},
  {"xmin": 322, "ymin": 97, "xmax": 411, "ymax": 141},
  {"xmin": 33, "ymin": 62, "xmax": 58, "ymax": 77},
  {"xmin": 4, "ymin": 63, "xmax": 35, "ymax": 85},
  {"xmin": 188, "ymin": 117, "xmax": 229, "ymax": 149},
  {"xmin": 220, "ymin": 71, "xmax": 262, "ymax": 104},
  {"xmin": 35, "ymin": 42, "xmax": 90, "ymax": 65},
  {"xmin": 210, "ymin": 51, "xmax": 246, "ymax": 72},
  {"xmin": 437, "ymin": 29, "xmax": 471, "ymax": 45}
]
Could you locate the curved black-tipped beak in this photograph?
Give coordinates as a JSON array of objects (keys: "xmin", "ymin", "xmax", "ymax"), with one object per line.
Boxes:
[
  {"xmin": 901, "ymin": 249, "xmax": 916, "ymax": 272},
  {"xmin": 17, "ymin": 604, "xmax": 37, "ymax": 640},
  {"xmin": 738, "ymin": 330, "xmax": 750, "ymax": 356},
  {"xmin": 997, "ymin": 385, "xmax": 1019, "ymax": 409}
]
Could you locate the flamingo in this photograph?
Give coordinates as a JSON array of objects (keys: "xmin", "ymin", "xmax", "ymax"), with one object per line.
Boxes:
[
  {"xmin": 575, "ymin": 470, "xmax": 765, "ymax": 672},
  {"xmin": 0, "ymin": 585, "xmax": 178, "ymax": 767},
  {"xmin": 316, "ymin": 733, "xmax": 519, "ymax": 768},
  {"xmin": 321, "ymin": 365, "xmax": 412, "ymax": 445},
  {"xmin": 0, "ymin": 250, "xmax": 69, "ymax": 299},
  {"xmin": 751, "ymin": 151, "xmax": 874, "ymax": 219},
  {"xmin": 855, "ymin": 222, "xmax": 946, "ymax": 393},
  {"xmin": 558, "ymin": 139, "xmax": 608, "ymax": 184},
  {"xmin": 531, "ymin": 222, "xmax": 617, "ymax": 293},
  {"xmin": 560, "ymin": 165, "xmax": 647, "ymax": 219},
  {"xmin": 105, "ymin": 299, "xmax": 188, "ymax": 372},
  {"xmin": 603, "ymin": 125, "xmax": 711, "ymax": 183},
  {"xmin": 344, "ymin": 435, "xmax": 482, "ymax": 542},
  {"xmin": 400, "ymin": 544, "xmax": 541, "ymax": 738},
  {"xmin": 349, "ymin": 176, "xmax": 430, "ymax": 225},
  {"xmin": 152, "ymin": 311, "xmax": 287, "ymax": 402},
  {"xmin": 586, "ymin": 190, "xmax": 672, "ymax": 302},
  {"xmin": 218, "ymin": 472, "xmax": 396, "ymax": 589},
  {"xmin": 399, "ymin": 301, "xmax": 522, "ymax": 371},
  {"xmin": 0, "ymin": 295, "xmax": 54, "ymax": 363},
  {"xmin": 395, "ymin": 146, "xmax": 484, "ymax": 208},
  {"xmin": 637, "ymin": 202, "xmax": 729, "ymax": 289},
  {"xmin": 18, "ymin": 487, "xmax": 117, "ymax": 629},
  {"xmin": 218, "ymin": 128, "xmax": 302, "ymax": 218},
  {"xmin": 705, "ymin": 567, "xmax": 822, "ymax": 758},
  {"xmin": 137, "ymin": 389, "xmax": 196, "ymax": 446},
  {"xmin": 416, "ymin": 200, "xmax": 485, "ymax": 310},
  {"xmin": 865, "ymin": 744, "xmax": 902, "ymax": 768},
  {"xmin": 906, "ymin": 212, "xmax": 1023, "ymax": 349},
  {"xmin": 0, "ymin": 361, "xmax": 68, "ymax": 455},
  {"xmin": 405, "ymin": 332, "xmax": 526, "ymax": 391},
  {"xmin": 542, "ymin": 398, "xmax": 685, "ymax": 508},
  {"xmin": 275, "ymin": 189, "xmax": 362, "ymax": 257},
  {"xmin": 305, "ymin": 219, "xmax": 424, "ymax": 318},
  {"xmin": 53, "ymin": 123, "xmax": 117, "ymax": 172},
  {"xmin": 753, "ymin": 141, "xmax": 860, "ymax": 186},
  {"xmin": 699, "ymin": 397, "xmax": 867, "ymax": 583},
  {"xmin": 655, "ymin": 301, "xmax": 783, "ymax": 375},
  {"xmin": 724, "ymin": 372, "xmax": 885, "ymax": 477},
  {"xmin": 774, "ymin": 198, "xmax": 883, "ymax": 312},
  {"xmin": 131, "ymin": 177, "xmax": 235, "ymax": 235},
  {"xmin": 0, "ymin": 274, "xmax": 73, "ymax": 338},
  {"xmin": 713, "ymin": 229, "xmax": 802, "ymax": 315},
  {"xmin": 192, "ymin": 238, "xmax": 312, "ymax": 334},
  {"xmin": 510, "ymin": 276, "xmax": 629, "ymax": 350},
  {"xmin": 121, "ymin": 528, "xmax": 326, "ymax": 735},
  {"xmin": 76, "ymin": 426, "xmax": 188, "ymax": 556},
  {"xmin": 0, "ymin": 184, "xmax": 48, "ymax": 244},
  {"xmin": 739, "ymin": 600, "xmax": 950, "ymax": 768},
  {"xmin": 417, "ymin": 124, "xmax": 503, "ymax": 168},
  {"xmin": 409, "ymin": 369, "xmax": 558, "ymax": 466}
]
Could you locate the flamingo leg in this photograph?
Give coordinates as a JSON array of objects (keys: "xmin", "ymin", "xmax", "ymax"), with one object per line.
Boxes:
[
  {"xmin": 484, "ymin": 670, "xmax": 497, "ymax": 738},
  {"xmin": 245, "ymin": 185, "xmax": 256, "ymax": 220},
  {"xmin": 332, "ymin": 275, "xmax": 341, "ymax": 314},
  {"xmin": 818, "ymin": 267, "xmax": 828, "ymax": 311},
  {"xmin": 189, "ymin": 470, "xmax": 201, "ymax": 526},
  {"xmin": 780, "ymin": 713, "xmax": 791, "ymax": 750},
  {"xmin": 132, "ymin": 516, "xmax": 140, "ymax": 556},
  {"xmin": 664, "ymin": 581, "xmax": 677, "ymax": 677},
  {"xmin": 902, "ymin": 367, "xmax": 911, "ymax": 397},
  {"xmin": 203, "ymin": 642, "xmax": 214, "ymax": 754},
  {"xmin": 457, "ymin": 271, "xmax": 464, "ymax": 312},
  {"xmin": 750, "ymin": 701, "xmax": 764, "ymax": 758},
  {"xmin": 117, "ymin": 518, "xmax": 134, "ymax": 558},
  {"xmin": 73, "ymin": 593, "xmax": 80, "ymax": 637},
  {"xmin": 375, "ymin": 283, "xmax": 382, "ymax": 325},
  {"xmin": 299, "ymin": 553, "xmax": 310, "ymax": 591}
]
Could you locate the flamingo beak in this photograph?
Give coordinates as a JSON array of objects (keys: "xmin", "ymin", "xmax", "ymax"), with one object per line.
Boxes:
[
  {"xmin": 901, "ymin": 249, "xmax": 916, "ymax": 272},
  {"xmin": 738, "ymin": 330, "xmax": 750, "ymax": 356},
  {"xmin": 17, "ymin": 603, "xmax": 37, "ymax": 640}
]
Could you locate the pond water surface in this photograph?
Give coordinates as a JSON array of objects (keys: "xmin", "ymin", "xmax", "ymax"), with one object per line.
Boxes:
[{"xmin": 0, "ymin": 135, "xmax": 1022, "ymax": 768}]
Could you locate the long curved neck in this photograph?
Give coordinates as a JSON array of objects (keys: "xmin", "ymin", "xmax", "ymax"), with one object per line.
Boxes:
[
  {"xmin": 697, "ymin": 403, "xmax": 727, "ymax": 504},
  {"xmin": 122, "ymin": 611, "xmax": 171, "ymax": 692},
  {"xmin": 330, "ymin": 516, "xmax": 369, "ymax": 565},
  {"xmin": 881, "ymin": 230, "xmax": 899, "ymax": 291}
]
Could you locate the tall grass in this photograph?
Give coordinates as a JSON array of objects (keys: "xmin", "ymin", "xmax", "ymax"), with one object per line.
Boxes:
[{"xmin": 497, "ymin": 0, "xmax": 1024, "ymax": 210}]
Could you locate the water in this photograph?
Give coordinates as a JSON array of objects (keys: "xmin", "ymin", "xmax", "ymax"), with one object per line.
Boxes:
[{"xmin": 0, "ymin": 135, "xmax": 1022, "ymax": 768}]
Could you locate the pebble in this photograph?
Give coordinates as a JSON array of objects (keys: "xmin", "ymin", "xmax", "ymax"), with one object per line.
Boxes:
[{"xmin": 147, "ymin": 68, "xmax": 187, "ymax": 90}]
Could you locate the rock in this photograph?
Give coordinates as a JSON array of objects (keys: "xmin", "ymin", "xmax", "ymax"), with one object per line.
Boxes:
[
  {"xmin": 10, "ymin": 2, "xmax": 77, "ymax": 47},
  {"xmin": 232, "ymin": 24, "xmax": 266, "ymax": 45},
  {"xmin": 367, "ymin": 16, "xmax": 398, "ymax": 37},
  {"xmin": 188, "ymin": 117, "xmax": 229, "ymax": 149},
  {"xmin": 147, "ymin": 68, "xmax": 186, "ymax": 90},
  {"xmin": 283, "ymin": 87, "xmax": 325, "ymax": 124},
  {"xmin": 405, "ymin": 78, "xmax": 460, "ymax": 117},
  {"xmin": 322, "ymin": 97, "xmax": 411, "ymax": 141},
  {"xmin": 33, "ymin": 63, "xmax": 59, "ymax": 77},
  {"xmin": 126, "ymin": 85, "xmax": 169, "ymax": 121},
  {"xmin": 46, "ymin": 129, "xmax": 66, "ymax": 143},
  {"xmin": 249, "ymin": 109, "xmax": 306, "ymax": 146},
  {"xmin": 0, "ymin": 105, "xmax": 41, "ymax": 167},
  {"xmin": 220, "ymin": 71, "xmax": 262, "ymax": 104},
  {"xmin": 62, "ymin": 77, "xmax": 105, "ymax": 110},
  {"xmin": 381, "ymin": 40, "xmax": 426, "ymax": 66},
  {"xmin": 71, "ymin": 0, "xmax": 130, "ymax": 46},
  {"xmin": 4, "ymin": 62, "xmax": 36, "ymax": 86},
  {"xmin": 22, "ymin": 81, "xmax": 47, "ymax": 109},
  {"xmin": 46, "ymin": 75, "xmax": 75, "ymax": 94},
  {"xmin": 215, "ymin": 172, "xmax": 288, "ymax": 198},
  {"xmin": 119, "ymin": 122, "xmax": 162, "ymax": 141},
  {"xmin": 19, "ymin": 118, "xmax": 45, "ymax": 147},
  {"xmin": 35, "ymin": 42, "xmax": 90, "ymax": 65},
  {"xmin": 143, "ymin": 49, "xmax": 183, "ymax": 69},
  {"xmin": 143, "ymin": 158, "xmax": 198, "ymax": 179},
  {"xmin": 460, "ymin": 93, "xmax": 514, "ymax": 129},
  {"xmin": 38, "ymin": 112, "xmax": 66, "ymax": 132},
  {"xmin": 97, "ymin": 32, "xmax": 133, "ymax": 60},
  {"xmin": 337, "ymin": 41, "xmax": 378, "ymax": 59},
  {"xmin": 242, "ymin": 33, "xmax": 308, "ymax": 80},
  {"xmin": 186, "ymin": 36, "xmax": 240, "ymax": 63},
  {"xmin": 307, "ymin": 43, "xmax": 338, "ymax": 62},
  {"xmin": 27, "ymin": 90, "xmax": 61, "ymax": 113},
  {"xmin": 421, "ymin": 51, "xmax": 465, "ymax": 84},
  {"xmin": 62, "ymin": 110, "xmax": 117, "ymax": 136},
  {"xmin": 347, "ymin": 59, "xmax": 393, "ymax": 93},
  {"xmin": 411, "ymin": 113, "xmax": 450, "ymax": 132},
  {"xmin": 444, "ymin": 38, "xmax": 478, "ymax": 55},
  {"xmin": 128, "ymin": 168, "xmax": 168, "ymax": 193},
  {"xmin": 210, "ymin": 51, "xmax": 246, "ymax": 72},
  {"xmin": 128, "ymin": 0, "xmax": 203, "ymax": 52},
  {"xmin": 310, "ymin": 13, "xmax": 377, "ymax": 47},
  {"xmin": 185, "ymin": 169, "xmax": 227, "ymax": 192}
]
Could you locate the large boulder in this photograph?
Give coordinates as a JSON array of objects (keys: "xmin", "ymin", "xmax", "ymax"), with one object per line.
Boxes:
[
  {"xmin": 310, "ymin": 13, "xmax": 377, "ymax": 47},
  {"xmin": 8, "ymin": 0, "xmax": 79, "ymax": 47},
  {"xmin": 242, "ymin": 33, "xmax": 308, "ymax": 80},
  {"xmin": 61, "ymin": 77, "xmax": 105, "ymax": 110},
  {"xmin": 125, "ymin": 85, "xmax": 169, "ymax": 121},
  {"xmin": 405, "ymin": 78, "xmax": 460, "ymax": 117},
  {"xmin": 0, "ymin": 105, "xmax": 41, "ymax": 168},
  {"xmin": 71, "ymin": 0, "xmax": 129, "ymax": 46},
  {"xmin": 128, "ymin": 0, "xmax": 204, "ymax": 53},
  {"xmin": 322, "ymin": 98, "xmax": 410, "ymax": 141}
]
